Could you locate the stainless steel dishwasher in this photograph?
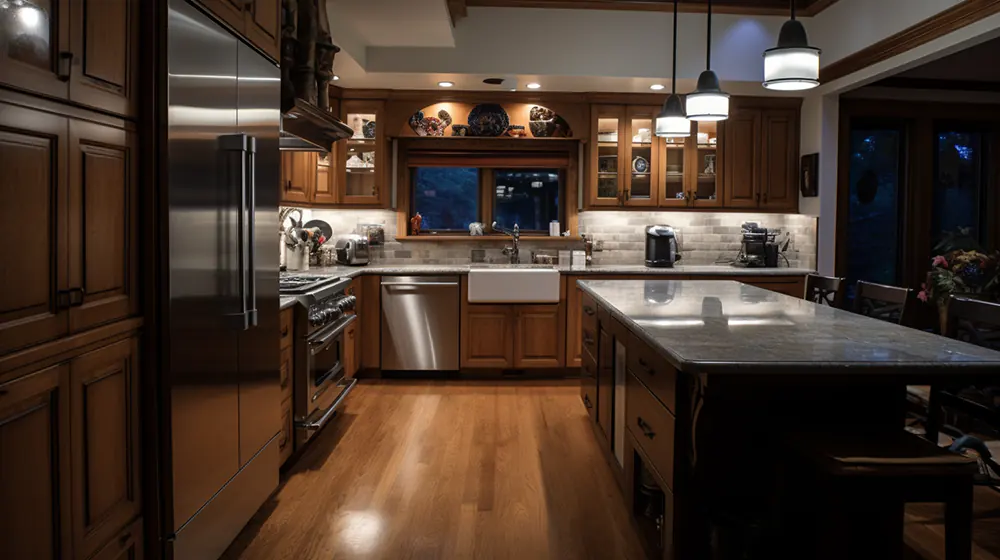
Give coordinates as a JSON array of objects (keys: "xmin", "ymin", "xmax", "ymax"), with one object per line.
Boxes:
[{"xmin": 381, "ymin": 276, "xmax": 460, "ymax": 371}]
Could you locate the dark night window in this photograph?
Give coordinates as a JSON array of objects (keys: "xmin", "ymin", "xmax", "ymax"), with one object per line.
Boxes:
[
  {"xmin": 932, "ymin": 131, "xmax": 988, "ymax": 252},
  {"xmin": 493, "ymin": 169, "xmax": 561, "ymax": 232},
  {"xmin": 412, "ymin": 167, "xmax": 479, "ymax": 232}
]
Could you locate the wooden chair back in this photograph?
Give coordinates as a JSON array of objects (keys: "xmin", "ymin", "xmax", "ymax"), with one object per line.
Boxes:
[
  {"xmin": 946, "ymin": 297, "xmax": 1000, "ymax": 351},
  {"xmin": 804, "ymin": 274, "xmax": 846, "ymax": 308},
  {"xmin": 852, "ymin": 281, "xmax": 917, "ymax": 326}
]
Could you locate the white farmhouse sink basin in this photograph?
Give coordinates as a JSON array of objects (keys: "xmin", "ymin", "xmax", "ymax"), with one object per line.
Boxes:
[{"xmin": 468, "ymin": 268, "xmax": 561, "ymax": 303}]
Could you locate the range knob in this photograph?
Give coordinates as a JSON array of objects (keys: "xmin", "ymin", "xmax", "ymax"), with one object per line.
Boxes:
[{"xmin": 339, "ymin": 295, "xmax": 357, "ymax": 312}]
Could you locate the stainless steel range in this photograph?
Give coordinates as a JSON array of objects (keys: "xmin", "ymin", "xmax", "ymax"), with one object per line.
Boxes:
[{"xmin": 279, "ymin": 274, "xmax": 358, "ymax": 447}]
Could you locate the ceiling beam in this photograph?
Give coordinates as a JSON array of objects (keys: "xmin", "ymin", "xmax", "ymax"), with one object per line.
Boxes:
[{"xmin": 465, "ymin": 0, "xmax": 838, "ymax": 17}]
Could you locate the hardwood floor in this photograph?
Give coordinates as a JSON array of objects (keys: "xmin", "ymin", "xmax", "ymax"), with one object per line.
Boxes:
[
  {"xmin": 224, "ymin": 379, "xmax": 1000, "ymax": 560},
  {"xmin": 223, "ymin": 380, "xmax": 647, "ymax": 560}
]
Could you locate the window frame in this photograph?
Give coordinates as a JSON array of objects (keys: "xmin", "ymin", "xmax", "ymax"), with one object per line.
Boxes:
[
  {"xmin": 398, "ymin": 138, "xmax": 579, "ymax": 239},
  {"xmin": 410, "ymin": 166, "xmax": 484, "ymax": 234}
]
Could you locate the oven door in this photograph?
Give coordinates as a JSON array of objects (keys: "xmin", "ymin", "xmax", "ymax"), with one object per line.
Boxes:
[{"xmin": 298, "ymin": 315, "xmax": 357, "ymax": 442}]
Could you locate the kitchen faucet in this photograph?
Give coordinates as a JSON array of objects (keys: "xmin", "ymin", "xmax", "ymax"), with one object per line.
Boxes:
[{"xmin": 493, "ymin": 221, "xmax": 520, "ymax": 264}]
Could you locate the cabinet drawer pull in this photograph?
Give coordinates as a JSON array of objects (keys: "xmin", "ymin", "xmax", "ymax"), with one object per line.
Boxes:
[
  {"xmin": 583, "ymin": 306, "xmax": 595, "ymax": 316},
  {"xmin": 583, "ymin": 395, "xmax": 593, "ymax": 409},
  {"xmin": 118, "ymin": 532, "xmax": 131, "ymax": 547},
  {"xmin": 638, "ymin": 357, "xmax": 653, "ymax": 374},
  {"xmin": 763, "ymin": 192, "xmax": 769, "ymax": 204},
  {"xmin": 281, "ymin": 326, "xmax": 289, "ymax": 337},
  {"xmin": 583, "ymin": 334, "xmax": 595, "ymax": 346},
  {"xmin": 636, "ymin": 416, "xmax": 656, "ymax": 439},
  {"xmin": 57, "ymin": 52, "xmax": 73, "ymax": 80}
]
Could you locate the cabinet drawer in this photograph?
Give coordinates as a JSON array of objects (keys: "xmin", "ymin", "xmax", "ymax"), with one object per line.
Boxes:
[
  {"xmin": 581, "ymin": 322, "xmax": 598, "ymax": 362},
  {"xmin": 279, "ymin": 344, "xmax": 292, "ymax": 400},
  {"xmin": 279, "ymin": 308, "xmax": 294, "ymax": 349},
  {"xmin": 627, "ymin": 333, "xmax": 676, "ymax": 413},
  {"xmin": 581, "ymin": 291, "xmax": 598, "ymax": 339},
  {"xmin": 581, "ymin": 349, "xmax": 597, "ymax": 379},
  {"xmin": 626, "ymin": 372, "xmax": 675, "ymax": 490},
  {"xmin": 279, "ymin": 397, "xmax": 293, "ymax": 466},
  {"xmin": 580, "ymin": 377, "xmax": 597, "ymax": 421}
]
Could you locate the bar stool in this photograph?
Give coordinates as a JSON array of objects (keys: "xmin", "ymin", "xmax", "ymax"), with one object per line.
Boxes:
[
  {"xmin": 926, "ymin": 297, "xmax": 1000, "ymax": 482},
  {"xmin": 786, "ymin": 429, "xmax": 978, "ymax": 560},
  {"xmin": 804, "ymin": 274, "xmax": 845, "ymax": 308},
  {"xmin": 853, "ymin": 281, "xmax": 918, "ymax": 326}
]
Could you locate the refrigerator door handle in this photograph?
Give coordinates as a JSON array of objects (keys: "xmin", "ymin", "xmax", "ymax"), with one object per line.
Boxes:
[
  {"xmin": 220, "ymin": 133, "xmax": 250, "ymax": 330},
  {"xmin": 245, "ymin": 136, "xmax": 258, "ymax": 327}
]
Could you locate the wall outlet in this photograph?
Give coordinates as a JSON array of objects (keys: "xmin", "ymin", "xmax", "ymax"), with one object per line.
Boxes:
[{"xmin": 595, "ymin": 240, "xmax": 605, "ymax": 252}]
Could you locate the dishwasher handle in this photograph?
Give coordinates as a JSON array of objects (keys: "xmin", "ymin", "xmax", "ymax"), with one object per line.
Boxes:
[{"xmin": 381, "ymin": 281, "xmax": 458, "ymax": 287}]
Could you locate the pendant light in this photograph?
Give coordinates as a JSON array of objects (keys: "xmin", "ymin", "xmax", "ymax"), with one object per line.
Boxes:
[
  {"xmin": 763, "ymin": 0, "xmax": 821, "ymax": 90},
  {"xmin": 655, "ymin": 0, "xmax": 690, "ymax": 138},
  {"xmin": 686, "ymin": 0, "xmax": 729, "ymax": 122}
]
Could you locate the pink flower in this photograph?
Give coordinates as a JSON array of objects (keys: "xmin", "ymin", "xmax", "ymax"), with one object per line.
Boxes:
[
  {"xmin": 917, "ymin": 290, "xmax": 928, "ymax": 303},
  {"xmin": 932, "ymin": 255, "xmax": 949, "ymax": 268}
]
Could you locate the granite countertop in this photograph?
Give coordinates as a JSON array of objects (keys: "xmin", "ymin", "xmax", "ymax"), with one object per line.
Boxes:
[
  {"xmin": 578, "ymin": 279, "xmax": 1000, "ymax": 376},
  {"xmin": 292, "ymin": 264, "xmax": 815, "ymax": 279}
]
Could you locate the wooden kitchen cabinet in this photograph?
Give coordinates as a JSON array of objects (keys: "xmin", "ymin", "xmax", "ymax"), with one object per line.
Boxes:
[
  {"xmin": 588, "ymin": 105, "xmax": 661, "ymax": 207},
  {"xmin": 88, "ymin": 517, "xmax": 143, "ymax": 560},
  {"xmin": 588, "ymin": 105, "xmax": 626, "ymax": 207},
  {"xmin": 722, "ymin": 104, "xmax": 799, "ymax": 212},
  {"xmin": 461, "ymin": 305, "xmax": 514, "ymax": 368},
  {"xmin": 0, "ymin": 364, "xmax": 72, "ymax": 560},
  {"xmin": 199, "ymin": 0, "xmax": 280, "ymax": 61},
  {"xmin": 0, "ymin": 0, "xmax": 138, "ymax": 118},
  {"xmin": 280, "ymin": 151, "xmax": 315, "ymax": 205},
  {"xmin": 69, "ymin": 0, "xmax": 139, "ymax": 118},
  {"xmin": 69, "ymin": 337, "xmax": 141, "ymax": 560},
  {"xmin": 67, "ymin": 119, "xmax": 139, "ymax": 334},
  {"xmin": 514, "ymin": 305, "xmax": 565, "ymax": 368},
  {"xmin": 313, "ymin": 151, "xmax": 339, "ymax": 205},
  {"xmin": 622, "ymin": 105, "xmax": 660, "ymax": 207},
  {"xmin": 278, "ymin": 397, "xmax": 294, "ymax": 466},
  {"xmin": 344, "ymin": 321, "xmax": 359, "ymax": 378},
  {"xmin": 0, "ymin": 102, "xmax": 70, "ymax": 356},
  {"xmin": 339, "ymin": 100, "xmax": 388, "ymax": 206}
]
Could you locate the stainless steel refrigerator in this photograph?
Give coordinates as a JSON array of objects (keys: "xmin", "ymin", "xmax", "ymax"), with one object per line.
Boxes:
[{"xmin": 163, "ymin": 0, "xmax": 280, "ymax": 558}]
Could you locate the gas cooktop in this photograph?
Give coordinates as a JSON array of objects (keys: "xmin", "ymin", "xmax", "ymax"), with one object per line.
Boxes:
[{"xmin": 279, "ymin": 274, "xmax": 352, "ymax": 306}]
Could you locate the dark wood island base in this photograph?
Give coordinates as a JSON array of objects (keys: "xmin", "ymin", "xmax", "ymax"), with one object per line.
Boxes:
[{"xmin": 577, "ymin": 279, "xmax": 1000, "ymax": 560}]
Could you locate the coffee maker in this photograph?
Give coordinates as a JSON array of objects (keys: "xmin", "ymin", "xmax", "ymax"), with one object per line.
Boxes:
[
  {"xmin": 734, "ymin": 222, "xmax": 787, "ymax": 268},
  {"xmin": 645, "ymin": 225, "xmax": 682, "ymax": 268}
]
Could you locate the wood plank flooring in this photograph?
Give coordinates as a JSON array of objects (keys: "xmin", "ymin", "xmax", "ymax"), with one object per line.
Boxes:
[
  {"xmin": 223, "ymin": 380, "xmax": 647, "ymax": 560},
  {"xmin": 224, "ymin": 380, "xmax": 1000, "ymax": 560}
]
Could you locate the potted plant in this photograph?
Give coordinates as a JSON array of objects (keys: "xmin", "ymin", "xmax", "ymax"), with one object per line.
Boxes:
[{"xmin": 918, "ymin": 240, "xmax": 1000, "ymax": 332}]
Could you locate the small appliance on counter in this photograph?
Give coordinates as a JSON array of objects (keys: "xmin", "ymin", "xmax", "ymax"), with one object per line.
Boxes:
[
  {"xmin": 334, "ymin": 234, "xmax": 370, "ymax": 265},
  {"xmin": 645, "ymin": 225, "xmax": 682, "ymax": 268},
  {"xmin": 733, "ymin": 222, "xmax": 790, "ymax": 268}
]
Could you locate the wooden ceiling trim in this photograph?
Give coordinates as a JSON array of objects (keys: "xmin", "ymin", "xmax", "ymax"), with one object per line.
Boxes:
[
  {"xmin": 448, "ymin": 0, "xmax": 469, "ymax": 25},
  {"xmin": 465, "ymin": 0, "xmax": 838, "ymax": 17},
  {"xmin": 820, "ymin": 0, "xmax": 1000, "ymax": 84}
]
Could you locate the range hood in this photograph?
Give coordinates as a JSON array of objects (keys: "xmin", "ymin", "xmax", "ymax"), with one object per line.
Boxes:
[{"xmin": 280, "ymin": 98, "xmax": 353, "ymax": 152}]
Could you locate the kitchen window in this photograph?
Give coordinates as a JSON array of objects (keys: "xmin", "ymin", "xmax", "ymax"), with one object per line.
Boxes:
[
  {"xmin": 493, "ymin": 169, "xmax": 561, "ymax": 232},
  {"xmin": 412, "ymin": 167, "xmax": 480, "ymax": 232}
]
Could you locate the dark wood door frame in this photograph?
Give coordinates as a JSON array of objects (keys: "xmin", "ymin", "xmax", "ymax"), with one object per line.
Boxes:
[{"xmin": 836, "ymin": 99, "xmax": 1000, "ymax": 291}]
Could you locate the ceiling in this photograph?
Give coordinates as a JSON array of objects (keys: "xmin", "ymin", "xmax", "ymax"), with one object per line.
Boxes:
[
  {"xmin": 892, "ymin": 36, "xmax": 1000, "ymax": 84},
  {"xmin": 456, "ymin": 0, "xmax": 838, "ymax": 17}
]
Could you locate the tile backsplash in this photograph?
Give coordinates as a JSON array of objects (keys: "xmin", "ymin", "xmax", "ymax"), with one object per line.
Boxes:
[{"xmin": 283, "ymin": 209, "xmax": 816, "ymax": 270}]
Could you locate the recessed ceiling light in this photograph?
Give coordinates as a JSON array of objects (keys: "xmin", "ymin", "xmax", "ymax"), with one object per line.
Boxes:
[
  {"xmin": 650, "ymin": 84, "xmax": 665, "ymax": 91},
  {"xmin": 333, "ymin": 74, "xmax": 340, "ymax": 81},
  {"xmin": 526, "ymin": 82, "xmax": 541, "ymax": 89},
  {"xmin": 438, "ymin": 81, "xmax": 454, "ymax": 88}
]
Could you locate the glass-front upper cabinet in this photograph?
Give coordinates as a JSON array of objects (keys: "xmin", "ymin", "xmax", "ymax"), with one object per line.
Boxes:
[
  {"xmin": 0, "ymin": 0, "xmax": 70, "ymax": 99},
  {"xmin": 589, "ymin": 105, "xmax": 626, "ymax": 207},
  {"xmin": 659, "ymin": 119, "xmax": 692, "ymax": 208},
  {"xmin": 623, "ymin": 106, "xmax": 659, "ymax": 207},
  {"xmin": 691, "ymin": 121, "xmax": 721, "ymax": 206},
  {"xmin": 339, "ymin": 100, "xmax": 386, "ymax": 206}
]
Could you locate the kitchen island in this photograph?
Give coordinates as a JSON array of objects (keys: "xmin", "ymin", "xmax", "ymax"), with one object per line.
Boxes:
[{"xmin": 576, "ymin": 279, "xmax": 1000, "ymax": 560}]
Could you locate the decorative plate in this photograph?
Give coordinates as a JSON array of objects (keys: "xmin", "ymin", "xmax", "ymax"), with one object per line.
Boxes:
[
  {"xmin": 528, "ymin": 106, "xmax": 573, "ymax": 138},
  {"xmin": 362, "ymin": 119, "xmax": 376, "ymax": 139},
  {"xmin": 467, "ymin": 104, "xmax": 510, "ymax": 137},
  {"xmin": 409, "ymin": 109, "xmax": 453, "ymax": 137},
  {"xmin": 451, "ymin": 124, "xmax": 470, "ymax": 137},
  {"xmin": 632, "ymin": 156, "xmax": 649, "ymax": 174}
]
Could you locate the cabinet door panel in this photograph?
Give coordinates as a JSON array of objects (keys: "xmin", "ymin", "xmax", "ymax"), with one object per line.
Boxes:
[
  {"xmin": 68, "ymin": 120, "xmax": 138, "ymax": 333},
  {"xmin": 721, "ymin": 110, "xmax": 760, "ymax": 208},
  {"xmin": 70, "ymin": 337, "xmax": 141, "ymax": 560},
  {"xmin": 340, "ymin": 100, "xmax": 386, "ymax": 206},
  {"xmin": 0, "ymin": 104, "xmax": 69, "ymax": 356},
  {"xmin": 199, "ymin": 0, "xmax": 246, "ymax": 34},
  {"xmin": 0, "ymin": 364, "xmax": 71, "ymax": 560},
  {"xmin": 69, "ymin": 0, "xmax": 138, "ymax": 117},
  {"xmin": 588, "ymin": 105, "xmax": 626, "ymax": 207},
  {"xmin": 313, "ymin": 151, "xmax": 337, "ymax": 205},
  {"xmin": 761, "ymin": 109, "xmax": 799, "ymax": 212},
  {"xmin": 89, "ymin": 517, "xmax": 142, "ymax": 560},
  {"xmin": 461, "ymin": 305, "xmax": 512, "ymax": 368},
  {"xmin": 514, "ymin": 305, "xmax": 564, "ymax": 368},
  {"xmin": 246, "ymin": 0, "xmax": 280, "ymax": 61},
  {"xmin": 280, "ymin": 151, "xmax": 312, "ymax": 204},
  {"xmin": 0, "ymin": 0, "xmax": 71, "ymax": 100}
]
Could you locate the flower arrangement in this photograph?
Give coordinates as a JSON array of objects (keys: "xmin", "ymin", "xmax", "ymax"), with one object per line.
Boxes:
[{"xmin": 918, "ymin": 249, "xmax": 1000, "ymax": 306}]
